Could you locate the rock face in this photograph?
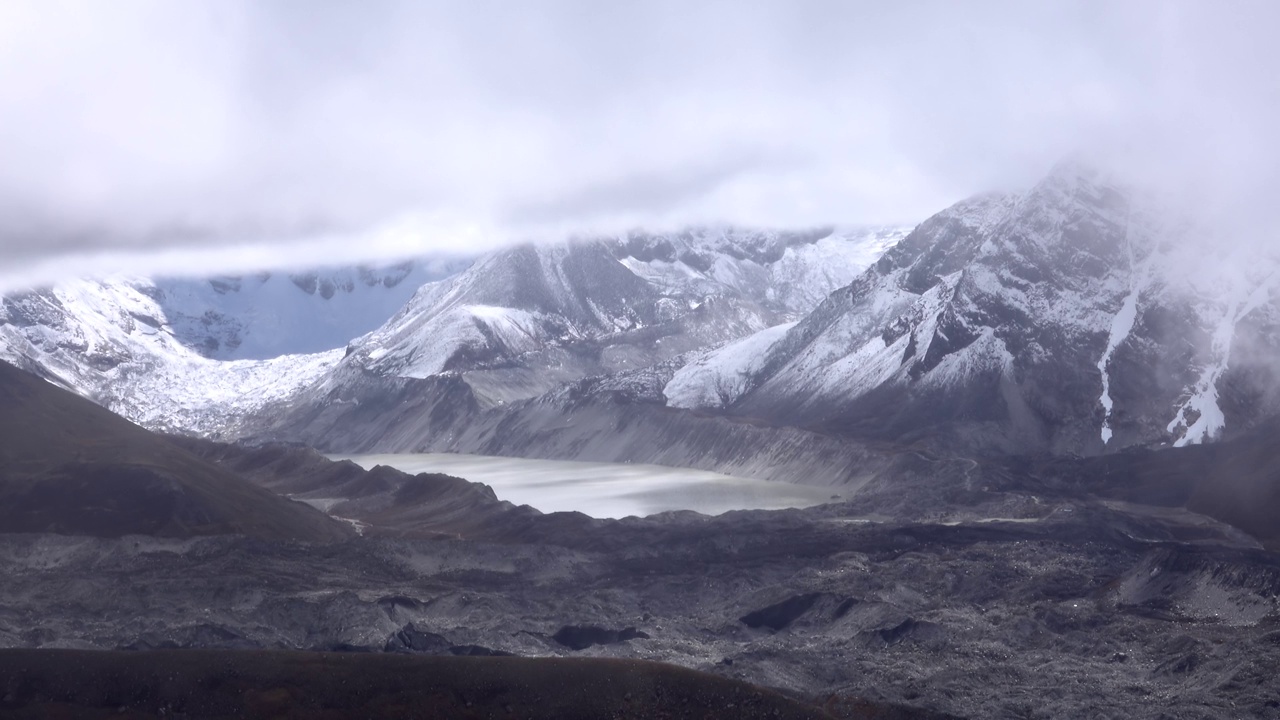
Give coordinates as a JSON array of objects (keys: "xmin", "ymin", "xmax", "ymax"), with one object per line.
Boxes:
[{"xmin": 666, "ymin": 162, "xmax": 1280, "ymax": 455}]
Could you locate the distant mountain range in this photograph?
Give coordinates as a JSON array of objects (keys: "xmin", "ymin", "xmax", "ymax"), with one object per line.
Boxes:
[
  {"xmin": 3, "ymin": 166, "xmax": 1278, "ymax": 478},
  {"xmin": 0, "ymin": 226, "xmax": 906, "ymax": 449}
]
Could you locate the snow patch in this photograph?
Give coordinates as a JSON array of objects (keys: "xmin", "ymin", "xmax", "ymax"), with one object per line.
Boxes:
[
  {"xmin": 1167, "ymin": 270, "xmax": 1277, "ymax": 446},
  {"xmin": 1097, "ymin": 233, "xmax": 1149, "ymax": 445}
]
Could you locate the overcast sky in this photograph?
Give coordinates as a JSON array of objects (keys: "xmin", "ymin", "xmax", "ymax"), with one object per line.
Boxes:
[{"xmin": 1, "ymin": 0, "xmax": 1278, "ymax": 289}]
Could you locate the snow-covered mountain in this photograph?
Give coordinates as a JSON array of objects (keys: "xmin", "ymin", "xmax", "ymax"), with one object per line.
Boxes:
[
  {"xmin": 614, "ymin": 226, "xmax": 903, "ymax": 316},
  {"xmin": 664, "ymin": 162, "xmax": 1280, "ymax": 455},
  {"xmin": 0, "ymin": 227, "xmax": 906, "ymax": 440},
  {"xmin": 250, "ymin": 162, "xmax": 1280, "ymax": 471},
  {"xmin": 0, "ymin": 258, "xmax": 469, "ymax": 434},
  {"xmin": 0, "ymin": 279, "xmax": 339, "ymax": 435},
  {"xmin": 11, "ymin": 162, "xmax": 1273, "ymax": 472},
  {"xmin": 330, "ymin": 227, "xmax": 905, "ymax": 407}
]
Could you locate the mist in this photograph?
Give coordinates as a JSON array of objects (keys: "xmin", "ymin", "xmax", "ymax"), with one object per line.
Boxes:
[{"xmin": 1, "ymin": 0, "xmax": 1278, "ymax": 291}]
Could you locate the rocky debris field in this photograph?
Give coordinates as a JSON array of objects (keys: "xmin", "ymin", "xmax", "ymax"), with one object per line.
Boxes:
[{"xmin": 3, "ymin": 486, "xmax": 1278, "ymax": 719}]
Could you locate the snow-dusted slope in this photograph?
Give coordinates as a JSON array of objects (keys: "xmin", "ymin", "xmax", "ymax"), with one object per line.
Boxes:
[
  {"xmin": 328, "ymin": 228, "xmax": 907, "ymax": 407},
  {"xmin": 348, "ymin": 241, "xmax": 669, "ymax": 382},
  {"xmin": 663, "ymin": 322, "xmax": 797, "ymax": 409},
  {"xmin": 0, "ymin": 256, "xmax": 472, "ymax": 434},
  {"xmin": 15, "ymin": 163, "xmax": 1273, "ymax": 470},
  {"xmin": 0, "ymin": 227, "xmax": 907, "ymax": 440},
  {"xmin": 669, "ymin": 162, "xmax": 1280, "ymax": 454},
  {"xmin": 615, "ymin": 226, "xmax": 907, "ymax": 318},
  {"xmin": 0, "ymin": 278, "xmax": 341, "ymax": 436}
]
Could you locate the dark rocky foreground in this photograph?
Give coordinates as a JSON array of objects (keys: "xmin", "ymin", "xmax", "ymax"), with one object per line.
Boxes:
[
  {"xmin": 0, "ymin": 649, "xmax": 840, "ymax": 719},
  {"xmin": 4, "ymin": 362, "xmax": 1280, "ymax": 718},
  {"xmin": 0, "ymin": 361, "xmax": 348, "ymax": 543},
  {"xmin": 3, "ymin": 475, "xmax": 1279, "ymax": 719}
]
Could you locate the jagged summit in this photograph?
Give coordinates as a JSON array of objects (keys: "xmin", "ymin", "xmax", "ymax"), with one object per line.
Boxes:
[
  {"xmin": 615, "ymin": 225, "xmax": 905, "ymax": 316},
  {"xmin": 313, "ymin": 227, "xmax": 908, "ymax": 409},
  {"xmin": 666, "ymin": 162, "xmax": 1280, "ymax": 455},
  {"xmin": 351, "ymin": 241, "xmax": 666, "ymax": 381},
  {"xmin": 4, "ymin": 163, "xmax": 1274, "ymax": 465},
  {"xmin": 0, "ymin": 225, "xmax": 907, "ymax": 436}
]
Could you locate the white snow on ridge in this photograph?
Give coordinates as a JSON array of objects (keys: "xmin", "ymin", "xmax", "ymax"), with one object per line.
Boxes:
[
  {"xmin": 767, "ymin": 230, "xmax": 907, "ymax": 313},
  {"xmin": 355, "ymin": 229, "xmax": 913, "ymax": 394},
  {"xmin": 765, "ymin": 271, "xmax": 958, "ymax": 409},
  {"xmin": 1167, "ymin": 269, "xmax": 1278, "ymax": 447},
  {"xmin": 663, "ymin": 322, "xmax": 797, "ymax": 409},
  {"xmin": 0, "ymin": 277, "xmax": 342, "ymax": 435},
  {"xmin": 808, "ymin": 333, "xmax": 908, "ymax": 405},
  {"xmin": 1096, "ymin": 231, "xmax": 1149, "ymax": 445},
  {"xmin": 117, "ymin": 349, "xmax": 342, "ymax": 435},
  {"xmin": 618, "ymin": 226, "xmax": 909, "ymax": 319},
  {"xmin": 916, "ymin": 328, "xmax": 1015, "ymax": 391},
  {"xmin": 1096, "ymin": 286, "xmax": 1139, "ymax": 444}
]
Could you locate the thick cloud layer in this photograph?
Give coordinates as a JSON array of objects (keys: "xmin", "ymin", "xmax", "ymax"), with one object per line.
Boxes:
[{"xmin": 1, "ymin": 0, "xmax": 1278, "ymax": 290}]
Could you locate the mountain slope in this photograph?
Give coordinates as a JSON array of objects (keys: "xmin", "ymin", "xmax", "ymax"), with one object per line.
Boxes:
[
  {"xmin": 0, "ymin": 227, "xmax": 905, "ymax": 437},
  {"xmin": 0, "ymin": 258, "xmax": 471, "ymax": 436},
  {"xmin": 0, "ymin": 280, "xmax": 341, "ymax": 436},
  {"xmin": 339, "ymin": 228, "xmax": 906, "ymax": 406},
  {"xmin": 215, "ymin": 226, "xmax": 903, "ymax": 449},
  {"xmin": 0, "ymin": 361, "xmax": 349, "ymax": 541},
  {"xmin": 668, "ymin": 162, "xmax": 1280, "ymax": 455},
  {"xmin": 614, "ymin": 226, "xmax": 904, "ymax": 316}
]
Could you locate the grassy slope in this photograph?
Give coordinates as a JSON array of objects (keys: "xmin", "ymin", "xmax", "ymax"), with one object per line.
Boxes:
[{"xmin": 0, "ymin": 361, "xmax": 349, "ymax": 542}]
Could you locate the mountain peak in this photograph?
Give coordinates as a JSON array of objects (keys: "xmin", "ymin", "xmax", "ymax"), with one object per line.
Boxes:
[{"xmin": 671, "ymin": 162, "xmax": 1280, "ymax": 456}]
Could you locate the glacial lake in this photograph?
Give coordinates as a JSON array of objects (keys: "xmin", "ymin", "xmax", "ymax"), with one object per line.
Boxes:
[{"xmin": 330, "ymin": 453, "xmax": 843, "ymax": 519}]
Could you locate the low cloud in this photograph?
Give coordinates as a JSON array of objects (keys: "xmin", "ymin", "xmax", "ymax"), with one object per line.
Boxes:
[{"xmin": 1, "ymin": 0, "xmax": 1278, "ymax": 290}]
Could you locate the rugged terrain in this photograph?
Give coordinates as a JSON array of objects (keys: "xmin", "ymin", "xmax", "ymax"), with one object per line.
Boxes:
[
  {"xmin": 4, "ymin": 429, "xmax": 1280, "ymax": 718},
  {"xmin": 3, "ymin": 166, "xmax": 1280, "ymax": 719},
  {"xmin": 3, "ymin": 168, "xmax": 1277, "ymax": 473},
  {"xmin": 670, "ymin": 163, "xmax": 1280, "ymax": 457},
  {"xmin": 2, "ymin": 364, "xmax": 1278, "ymax": 719},
  {"xmin": 225, "ymin": 164, "xmax": 1280, "ymax": 479},
  {"xmin": 0, "ymin": 226, "xmax": 907, "ymax": 446},
  {"xmin": 0, "ymin": 259, "xmax": 466, "ymax": 435}
]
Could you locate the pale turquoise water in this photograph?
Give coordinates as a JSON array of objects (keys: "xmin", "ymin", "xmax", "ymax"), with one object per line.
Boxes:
[{"xmin": 329, "ymin": 453, "xmax": 842, "ymax": 519}]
